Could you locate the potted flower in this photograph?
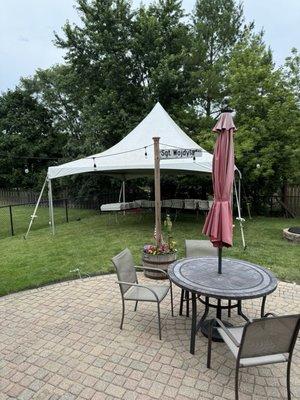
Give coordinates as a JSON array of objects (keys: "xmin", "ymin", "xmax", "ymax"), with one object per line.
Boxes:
[{"xmin": 142, "ymin": 214, "xmax": 177, "ymax": 279}]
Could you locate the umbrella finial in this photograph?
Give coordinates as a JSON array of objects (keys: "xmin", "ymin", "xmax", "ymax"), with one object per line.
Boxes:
[{"xmin": 220, "ymin": 96, "xmax": 233, "ymax": 113}]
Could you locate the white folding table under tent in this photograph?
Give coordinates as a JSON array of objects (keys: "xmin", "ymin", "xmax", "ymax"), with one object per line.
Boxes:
[{"xmin": 25, "ymin": 102, "xmax": 245, "ymax": 246}]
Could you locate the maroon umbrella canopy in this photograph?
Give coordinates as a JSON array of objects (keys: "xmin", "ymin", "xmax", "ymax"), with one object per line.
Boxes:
[{"xmin": 203, "ymin": 112, "xmax": 236, "ymax": 254}]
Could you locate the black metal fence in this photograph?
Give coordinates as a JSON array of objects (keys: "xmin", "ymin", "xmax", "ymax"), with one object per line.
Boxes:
[
  {"xmin": 0, "ymin": 187, "xmax": 42, "ymax": 205},
  {"xmin": 0, "ymin": 192, "xmax": 119, "ymax": 239},
  {"xmin": 0, "ymin": 191, "xmax": 299, "ymax": 240},
  {"xmin": 244, "ymin": 195, "xmax": 300, "ymax": 218}
]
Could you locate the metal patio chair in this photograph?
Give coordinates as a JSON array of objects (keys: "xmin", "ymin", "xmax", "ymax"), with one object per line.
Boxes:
[
  {"xmin": 207, "ymin": 314, "xmax": 300, "ymax": 400},
  {"xmin": 179, "ymin": 240, "xmax": 217, "ymax": 317},
  {"xmin": 112, "ymin": 248, "xmax": 174, "ymax": 340}
]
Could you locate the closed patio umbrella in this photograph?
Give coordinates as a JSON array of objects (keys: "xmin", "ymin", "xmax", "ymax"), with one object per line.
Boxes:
[{"xmin": 202, "ymin": 111, "xmax": 236, "ymax": 273}]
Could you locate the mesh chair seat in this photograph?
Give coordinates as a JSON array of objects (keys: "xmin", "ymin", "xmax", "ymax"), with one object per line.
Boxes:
[
  {"xmin": 209, "ymin": 315, "xmax": 300, "ymax": 400},
  {"xmin": 218, "ymin": 327, "xmax": 289, "ymax": 367},
  {"xmin": 124, "ymin": 285, "xmax": 169, "ymax": 302},
  {"xmin": 185, "ymin": 240, "xmax": 217, "ymax": 258},
  {"xmin": 112, "ymin": 248, "xmax": 174, "ymax": 340},
  {"xmin": 180, "ymin": 240, "xmax": 218, "ymax": 318},
  {"xmin": 217, "ymin": 327, "xmax": 243, "ymax": 357}
]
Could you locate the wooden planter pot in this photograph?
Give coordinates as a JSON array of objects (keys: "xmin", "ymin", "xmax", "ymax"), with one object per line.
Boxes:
[{"xmin": 142, "ymin": 252, "xmax": 177, "ymax": 279}]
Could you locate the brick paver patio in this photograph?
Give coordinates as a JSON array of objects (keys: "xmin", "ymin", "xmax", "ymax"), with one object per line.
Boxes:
[{"xmin": 0, "ymin": 274, "xmax": 299, "ymax": 399}]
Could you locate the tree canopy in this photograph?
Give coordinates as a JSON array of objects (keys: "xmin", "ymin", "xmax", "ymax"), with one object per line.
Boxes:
[
  {"xmin": 228, "ymin": 31, "xmax": 300, "ymax": 197},
  {"xmin": 0, "ymin": 90, "xmax": 64, "ymax": 188},
  {"xmin": 0, "ymin": 0, "xmax": 299, "ymax": 202}
]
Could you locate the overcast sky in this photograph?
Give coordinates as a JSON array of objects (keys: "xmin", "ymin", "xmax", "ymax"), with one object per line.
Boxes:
[{"xmin": 1, "ymin": 0, "xmax": 299, "ymax": 93}]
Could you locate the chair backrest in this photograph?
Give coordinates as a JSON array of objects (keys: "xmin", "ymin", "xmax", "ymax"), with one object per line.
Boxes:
[
  {"xmin": 111, "ymin": 248, "xmax": 137, "ymax": 294},
  {"xmin": 185, "ymin": 240, "xmax": 218, "ymax": 258},
  {"xmin": 240, "ymin": 314, "xmax": 300, "ymax": 359}
]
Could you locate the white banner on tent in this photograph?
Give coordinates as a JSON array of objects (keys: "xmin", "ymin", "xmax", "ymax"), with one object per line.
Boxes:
[{"xmin": 160, "ymin": 148, "xmax": 202, "ymax": 159}]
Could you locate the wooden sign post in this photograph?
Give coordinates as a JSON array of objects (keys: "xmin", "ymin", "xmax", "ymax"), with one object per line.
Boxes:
[{"xmin": 153, "ymin": 137, "xmax": 162, "ymax": 246}]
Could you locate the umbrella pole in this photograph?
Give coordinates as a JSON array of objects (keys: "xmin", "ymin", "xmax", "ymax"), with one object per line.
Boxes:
[{"xmin": 218, "ymin": 247, "xmax": 222, "ymax": 274}]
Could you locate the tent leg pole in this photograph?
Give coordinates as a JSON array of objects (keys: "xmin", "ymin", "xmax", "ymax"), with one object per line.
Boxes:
[
  {"xmin": 234, "ymin": 177, "xmax": 246, "ymax": 250},
  {"xmin": 24, "ymin": 177, "xmax": 47, "ymax": 239},
  {"xmin": 238, "ymin": 175, "xmax": 241, "ymax": 213},
  {"xmin": 118, "ymin": 182, "xmax": 123, "ymax": 203},
  {"xmin": 48, "ymin": 179, "xmax": 55, "ymax": 235},
  {"xmin": 122, "ymin": 180, "xmax": 126, "ymax": 215}
]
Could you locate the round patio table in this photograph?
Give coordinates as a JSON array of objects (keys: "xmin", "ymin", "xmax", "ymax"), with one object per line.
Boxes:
[{"xmin": 168, "ymin": 257, "xmax": 278, "ymax": 354}]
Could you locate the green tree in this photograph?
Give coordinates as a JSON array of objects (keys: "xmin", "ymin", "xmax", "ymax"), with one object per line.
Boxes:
[
  {"xmin": 284, "ymin": 48, "xmax": 300, "ymax": 106},
  {"xmin": 22, "ymin": 66, "xmax": 81, "ymax": 138},
  {"xmin": 4, "ymin": 0, "xmax": 299, "ymax": 204},
  {"xmin": 228, "ymin": 31, "xmax": 300, "ymax": 198},
  {"xmin": 54, "ymin": 0, "xmax": 142, "ymax": 152},
  {"xmin": 21, "ymin": 65, "xmax": 82, "ymax": 160},
  {"xmin": 52, "ymin": 0, "xmax": 195, "ymax": 150},
  {"xmin": 283, "ymin": 48, "xmax": 300, "ymax": 183},
  {"xmin": 0, "ymin": 90, "xmax": 64, "ymax": 188},
  {"xmin": 132, "ymin": 0, "xmax": 191, "ymax": 113},
  {"xmin": 191, "ymin": 0, "xmax": 244, "ymax": 116}
]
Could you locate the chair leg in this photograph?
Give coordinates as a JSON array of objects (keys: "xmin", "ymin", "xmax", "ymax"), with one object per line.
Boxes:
[
  {"xmin": 261, "ymin": 295, "xmax": 266, "ymax": 318},
  {"xmin": 235, "ymin": 364, "xmax": 240, "ymax": 400},
  {"xmin": 120, "ymin": 298, "xmax": 125, "ymax": 330},
  {"xmin": 216, "ymin": 299, "xmax": 221, "ymax": 319},
  {"xmin": 134, "ymin": 301, "xmax": 138, "ymax": 311},
  {"xmin": 207, "ymin": 320, "xmax": 212, "ymax": 368},
  {"xmin": 186, "ymin": 290, "xmax": 190, "ymax": 318},
  {"xmin": 190, "ymin": 293, "xmax": 197, "ymax": 355},
  {"xmin": 157, "ymin": 302, "xmax": 162, "ymax": 340},
  {"xmin": 228, "ymin": 300, "xmax": 231, "ymax": 317},
  {"xmin": 287, "ymin": 359, "xmax": 291, "ymax": 400},
  {"xmin": 170, "ymin": 283, "xmax": 174, "ymax": 317},
  {"xmin": 179, "ymin": 289, "xmax": 184, "ymax": 316}
]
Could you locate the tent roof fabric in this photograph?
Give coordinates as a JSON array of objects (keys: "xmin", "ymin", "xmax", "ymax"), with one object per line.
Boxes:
[{"xmin": 47, "ymin": 102, "xmax": 213, "ymax": 180}]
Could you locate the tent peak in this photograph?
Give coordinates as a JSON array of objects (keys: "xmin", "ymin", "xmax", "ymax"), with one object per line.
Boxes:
[
  {"xmin": 151, "ymin": 101, "xmax": 166, "ymax": 115},
  {"xmin": 48, "ymin": 103, "xmax": 213, "ymax": 180}
]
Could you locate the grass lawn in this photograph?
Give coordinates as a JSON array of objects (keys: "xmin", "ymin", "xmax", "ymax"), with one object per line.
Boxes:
[
  {"xmin": 0, "ymin": 205, "xmax": 97, "ymax": 239},
  {"xmin": 0, "ymin": 212, "xmax": 299, "ymax": 296}
]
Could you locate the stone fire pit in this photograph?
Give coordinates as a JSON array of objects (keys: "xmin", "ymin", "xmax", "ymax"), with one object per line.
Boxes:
[{"xmin": 283, "ymin": 226, "xmax": 300, "ymax": 243}]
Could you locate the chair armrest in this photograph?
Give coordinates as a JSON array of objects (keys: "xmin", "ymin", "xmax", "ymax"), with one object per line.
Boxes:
[
  {"xmin": 264, "ymin": 312, "xmax": 276, "ymax": 318},
  {"xmin": 134, "ymin": 265, "xmax": 169, "ymax": 278},
  {"xmin": 215, "ymin": 318, "xmax": 241, "ymax": 347},
  {"xmin": 115, "ymin": 281, "xmax": 160, "ymax": 302}
]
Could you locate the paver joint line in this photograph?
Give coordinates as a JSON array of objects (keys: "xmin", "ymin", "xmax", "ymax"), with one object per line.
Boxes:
[{"xmin": 0, "ymin": 274, "xmax": 298, "ymax": 400}]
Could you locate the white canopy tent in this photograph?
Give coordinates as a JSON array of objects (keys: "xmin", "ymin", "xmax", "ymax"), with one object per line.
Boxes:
[
  {"xmin": 48, "ymin": 102, "xmax": 213, "ymax": 180},
  {"xmin": 26, "ymin": 103, "xmax": 246, "ymax": 241},
  {"xmin": 31, "ymin": 102, "xmax": 213, "ymax": 237}
]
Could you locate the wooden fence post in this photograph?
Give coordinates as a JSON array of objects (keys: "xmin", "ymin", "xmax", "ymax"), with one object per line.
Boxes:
[{"xmin": 153, "ymin": 137, "xmax": 162, "ymax": 246}]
